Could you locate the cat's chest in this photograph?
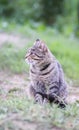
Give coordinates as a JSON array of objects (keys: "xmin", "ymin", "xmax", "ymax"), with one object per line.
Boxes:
[
  {"xmin": 30, "ymin": 70, "xmax": 57, "ymax": 86},
  {"xmin": 30, "ymin": 63, "xmax": 59, "ymax": 85}
]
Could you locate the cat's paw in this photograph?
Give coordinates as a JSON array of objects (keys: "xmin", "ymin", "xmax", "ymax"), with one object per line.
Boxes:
[
  {"xmin": 43, "ymin": 98, "xmax": 49, "ymax": 105},
  {"xmin": 35, "ymin": 94, "xmax": 43, "ymax": 105}
]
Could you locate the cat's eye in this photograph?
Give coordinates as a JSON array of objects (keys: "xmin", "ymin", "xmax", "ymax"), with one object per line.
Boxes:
[{"xmin": 31, "ymin": 49, "xmax": 35, "ymax": 52}]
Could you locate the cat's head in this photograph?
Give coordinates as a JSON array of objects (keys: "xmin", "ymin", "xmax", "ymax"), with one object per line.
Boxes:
[{"xmin": 25, "ymin": 39, "xmax": 49, "ymax": 65}]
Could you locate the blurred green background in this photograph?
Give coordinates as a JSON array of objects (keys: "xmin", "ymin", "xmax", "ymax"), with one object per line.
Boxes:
[
  {"xmin": 0, "ymin": 1, "xmax": 79, "ymax": 130},
  {"xmin": 0, "ymin": 0, "xmax": 79, "ymax": 80},
  {"xmin": 0, "ymin": 0, "xmax": 79, "ymax": 31}
]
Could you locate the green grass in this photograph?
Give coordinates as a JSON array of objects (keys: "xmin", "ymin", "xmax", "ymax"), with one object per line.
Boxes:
[
  {"xmin": 0, "ymin": 43, "xmax": 29, "ymax": 73},
  {"xmin": 0, "ymin": 96, "xmax": 79, "ymax": 130}
]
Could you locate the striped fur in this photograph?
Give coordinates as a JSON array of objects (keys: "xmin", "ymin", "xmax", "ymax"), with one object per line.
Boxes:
[{"xmin": 25, "ymin": 39, "xmax": 67, "ymax": 107}]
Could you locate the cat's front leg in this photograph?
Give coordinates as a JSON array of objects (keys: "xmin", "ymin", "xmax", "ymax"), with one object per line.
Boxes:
[
  {"xmin": 48, "ymin": 83, "xmax": 59, "ymax": 103},
  {"xmin": 35, "ymin": 81, "xmax": 46, "ymax": 104},
  {"xmin": 35, "ymin": 93, "xmax": 43, "ymax": 104},
  {"xmin": 29, "ymin": 84, "xmax": 44, "ymax": 104},
  {"xmin": 35, "ymin": 93, "xmax": 49, "ymax": 105},
  {"xmin": 43, "ymin": 98, "xmax": 49, "ymax": 104},
  {"xmin": 48, "ymin": 84, "xmax": 66, "ymax": 108}
]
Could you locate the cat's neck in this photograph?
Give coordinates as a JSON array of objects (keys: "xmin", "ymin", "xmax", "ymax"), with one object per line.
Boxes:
[{"xmin": 30, "ymin": 51, "xmax": 55, "ymax": 71}]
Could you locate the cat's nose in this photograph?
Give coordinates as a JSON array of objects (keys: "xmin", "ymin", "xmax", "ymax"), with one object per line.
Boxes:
[{"xmin": 36, "ymin": 39, "xmax": 40, "ymax": 42}]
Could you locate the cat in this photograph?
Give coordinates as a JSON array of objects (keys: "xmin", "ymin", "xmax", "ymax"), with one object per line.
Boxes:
[{"xmin": 25, "ymin": 39, "xmax": 67, "ymax": 108}]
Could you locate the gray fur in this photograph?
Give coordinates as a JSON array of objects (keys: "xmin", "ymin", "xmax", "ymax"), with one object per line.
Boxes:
[{"xmin": 25, "ymin": 40, "xmax": 67, "ymax": 107}]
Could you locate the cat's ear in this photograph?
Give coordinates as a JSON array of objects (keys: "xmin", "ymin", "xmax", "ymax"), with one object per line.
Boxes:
[
  {"xmin": 34, "ymin": 39, "xmax": 41, "ymax": 47},
  {"xmin": 40, "ymin": 41, "xmax": 48, "ymax": 53},
  {"xmin": 35, "ymin": 39, "xmax": 48, "ymax": 53}
]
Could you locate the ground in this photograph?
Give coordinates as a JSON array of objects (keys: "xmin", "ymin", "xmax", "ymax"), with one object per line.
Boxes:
[{"xmin": 0, "ymin": 32, "xmax": 79, "ymax": 130}]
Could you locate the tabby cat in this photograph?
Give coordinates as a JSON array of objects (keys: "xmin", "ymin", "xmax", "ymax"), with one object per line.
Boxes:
[{"xmin": 25, "ymin": 39, "xmax": 67, "ymax": 108}]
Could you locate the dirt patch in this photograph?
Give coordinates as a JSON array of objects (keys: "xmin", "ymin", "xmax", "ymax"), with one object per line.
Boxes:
[
  {"xmin": 0, "ymin": 71, "xmax": 31, "ymax": 99},
  {"xmin": 0, "ymin": 32, "xmax": 29, "ymax": 48},
  {"xmin": 0, "ymin": 71, "xmax": 79, "ymax": 103},
  {"xmin": 67, "ymin": 86, "xmax": 79, "ymax": 103}
]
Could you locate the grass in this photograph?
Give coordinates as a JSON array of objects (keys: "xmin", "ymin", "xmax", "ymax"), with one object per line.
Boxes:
[
  {"xmin": 0, "ymin": 20, "xmax": 79, "ymax": 130},
  {"xmin": 0, "ymin": 43, "xmax": 29, "ymax": 73},
  {"xmin": 0, "ymin": 95, "xmax": 79, "ymax": 130}
]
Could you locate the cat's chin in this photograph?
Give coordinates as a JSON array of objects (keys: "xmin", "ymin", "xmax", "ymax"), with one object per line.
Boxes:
[
  {"xmin": 25, "ymin": 59, "xmax": 31, "ymax": 65},
  {"xmin": 25, "ymin": 59, "xmax": 36, "ymax": 66}
]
